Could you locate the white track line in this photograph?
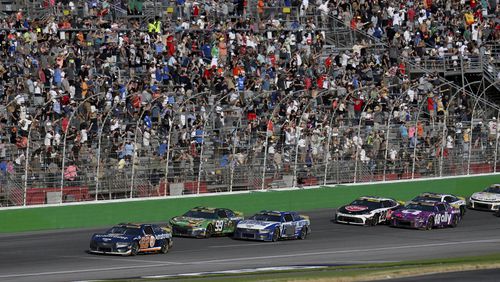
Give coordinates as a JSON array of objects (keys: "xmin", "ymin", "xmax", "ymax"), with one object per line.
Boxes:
[
  {"xmin": 2, "ymin": 238, "xmax": 500, "ymax": 279},
  {"xmin": 209, "ymin": 242, "xmax": 273, "ymax": 248}
]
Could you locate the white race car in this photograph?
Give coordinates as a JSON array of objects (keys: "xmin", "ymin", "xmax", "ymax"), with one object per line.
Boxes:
[
  {"xmin": 468, "ymin": 184, "xmax": 500, "ymax": 211},
  {"xmin": 335, "ymin": 196, "xmax": 402, "ymax": 226},
  {"xmin": 411, "ymin": 192, "xmax": 467, "ymax": 216}
]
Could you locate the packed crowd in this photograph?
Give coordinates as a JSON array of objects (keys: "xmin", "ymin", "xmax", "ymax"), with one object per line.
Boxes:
[{"xmin": 0, "ymin": 0, "xmax": 498, "ymax": 200}]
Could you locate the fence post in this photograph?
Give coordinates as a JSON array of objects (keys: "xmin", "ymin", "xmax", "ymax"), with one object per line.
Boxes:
[
  {"xmin": 495, "ymin": 112, "xmax": 499, "ymax": 173},
  {"xmin": 164, "ymin": 126, "xmax": 172, "ymax": 197},
  {"xmin": 130, "ymin": 128, "xmax": 138, "ymax": 198},
  {"xmin": 61, "ymin": 93, "xmax": 102, "ymax": 204},
  {"xmin": 95, "ymin": 109, "xmax": 112, "ymax": 201},
  {"xmin": 383, "ymin": 110, "xmax": 392, "ymax": 182},
  {"xmin": 467, "ymin": 93, "xmax": 483, "ymax": 175},
  {"xmin": 324, "ymin": 93, "xmax": 347, "ymax": 185},
  {"xmin": 197, "ymin": 119, "xmax": 207, "ymax": 195},
  {"xmin": 411, "ymin": 98, "xmax": 426, "ymax": 179},
  {"xmin": 353, "ymin": 98, "xmax": 374, "ymax": 183},
  {"xmin": 292, "ymin": 127, "xmax": 300, "ymax": 188},
  {"xmin": 23, "ymin": 126, "xmax": 32, "ymax": 206}
]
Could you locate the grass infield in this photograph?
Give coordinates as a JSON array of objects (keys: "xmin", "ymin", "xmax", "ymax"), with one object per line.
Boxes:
[{"xmin": 0, "ymin": 174, "xmax": 499, "ymax": 233}]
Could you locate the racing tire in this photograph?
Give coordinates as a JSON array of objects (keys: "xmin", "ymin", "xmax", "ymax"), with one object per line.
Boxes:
[
  {"xmin": 298, "ymin": 227, "xmax": 308, "ymax": 240},
  {"xmin": 370, "ymin": 214, "xmax": 380, "ymax": 226},
  {"xmin": 449, "ymin": 215, "xmax": 459, "ymax": 228},
  {"xmin": 160, "ymin": 240, "xmax": 170, "ymax": 254},
  {"xmin": 130, "ymin": 242, "xmax": 139, "ymax": 256},
  {"xmin": 425, "ymin": 217, "xmax": 434, "ymax": 231},
  {"xmin": 460, "ymin": 206, "xmax": 466, "ymax": 217},
  {"xmin": 271, "ymin": 228, "xmax": 280, "ymax": 242},
  {"xmin": 205, "ymin": 224, "xmax": 214, "ymax": 238}
]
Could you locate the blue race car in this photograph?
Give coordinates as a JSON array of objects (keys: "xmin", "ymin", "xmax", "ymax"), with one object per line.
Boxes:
[
  {"xmin": 233, "ymin": 211, "xmax": 310, "ymax": 242},
  {"xmin": 89, "ymin": 223, "xmax": 173, "ymax": 256}
]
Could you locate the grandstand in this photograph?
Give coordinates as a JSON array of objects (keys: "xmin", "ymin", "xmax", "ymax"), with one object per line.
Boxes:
[{"xmin": 0, "ymin": 0, "xmax": 498, "ymax": 206}]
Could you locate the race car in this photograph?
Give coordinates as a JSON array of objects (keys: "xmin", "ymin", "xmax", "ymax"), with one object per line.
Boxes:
[
  {"xmin": 391, "ymin": 201, "xmax": 461, "ymax": 230},
  {"xmin": 411, "ymin": 192, "xmax": 466, "ymax": 216},
  {"xmin": 169, "ymin": 207, "xmax": 243, "ymax": 238},
  {"xmin": 335, "ymin": 196, "xmax": 402, "ymax": 226},
  {"xmin": 468, "ymin": 184, "xmax": 500, "ymax": 211},
  {"xmin": 89, "ymin": 223, "xmax": 173, "ymax": 256},
  {"xmin": 233, "ymin": 211, "xmax": 310, "ymax": 242}
]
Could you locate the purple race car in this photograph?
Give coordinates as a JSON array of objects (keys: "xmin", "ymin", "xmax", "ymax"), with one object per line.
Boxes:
[{"xmin": 390, "ymin": 201, "xmax": 461, "ymax": 230}]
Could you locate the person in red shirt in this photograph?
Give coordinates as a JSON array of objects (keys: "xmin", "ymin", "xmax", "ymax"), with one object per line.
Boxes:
[
  {"xmin": 325, "ymin": 55, "xmax": 332, "ymax": 71},
  {"xmin": 354, "ymin": 97, "xmax": 364, "ymax": 113},
  {"xmin": 427, "ymin": 94, "xmax": 435, "ymax": 122},
  {"xmin": 166, "ymin": 34, "xmax": 175, "ymax": 56},
  {"xmin": 192, "ymin": 3, "xmax": 199, "ymax": 17},
  {"xmin": 407, "ymin": 7, "xmax": 416, "ymax": 23}
]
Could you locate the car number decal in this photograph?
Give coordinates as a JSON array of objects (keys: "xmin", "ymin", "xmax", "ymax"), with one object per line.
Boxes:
[
  {"xmin": 215, "ymin": 220, "xmax": 224, "ymax": 232},
  {"xmin": 435, "ymin": 213, "xmax": 449, "ymax": 225}
]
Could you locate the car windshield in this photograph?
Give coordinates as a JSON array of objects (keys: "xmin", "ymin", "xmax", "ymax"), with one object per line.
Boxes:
[
  {"xmin": 183, "ymin": 210, "xmax": 219, "ymax": 219},
  {"xmin": 412, "ymin": 196, "xmax": 442, "ymax": 202},
  {"xmin": 249, "ymin": 214, "xmax": 282, "ymax": 222},
  {"xmin": 484, "ymin": 186, "xmax": 500, "ymax": 194},
  {"xmin": 106, "ymin": 227, "xmax": 142, "ymax": 236},
  {"xmin": 405, "ymin": 204, "xmax": 436, "ymax": 212},
  {"xmin": 350, "ymin": 199, "xmax": 383, "ymax": 209}
]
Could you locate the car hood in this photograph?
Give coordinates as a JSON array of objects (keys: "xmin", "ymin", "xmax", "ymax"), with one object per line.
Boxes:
[
  {"xmin": 237, "ymin": 220, "xmax": 279, "ymax": 230},
  {"xmin": 471, "ymin": 192, "xmax": 500, "ymax": 202},
  {"xmin": 92, "ymin": 233, "xmax": 137, "ymax": 243},
  {"xmin": 170, "ymin": 216, "xmax": 208, "ymax": 227},
  {"xmin": 338, "ymin": 205, "xmax": 372, "ymax": 215},
  {"xmin": 393, "ymin": 209, "xmax": 432, "ymax": 220}
]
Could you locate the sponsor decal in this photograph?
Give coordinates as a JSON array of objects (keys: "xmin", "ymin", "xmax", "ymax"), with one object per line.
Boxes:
[
  {"xmin": 95, "ymin": 234, "xmax": 129, "ymax": 240},
  {"xmin": 402, "ymin": 210, "xmax": 421, "ymax": 215},
  {"xmin": 155, "ymin": 233, "xmax": 171, "ymax": 240},
  {"xmin": 345, "ymin": 205, "xmax": 369, "ymax": 212}
]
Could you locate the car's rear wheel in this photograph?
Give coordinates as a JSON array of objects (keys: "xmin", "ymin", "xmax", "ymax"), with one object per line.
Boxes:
[
  {"xmin": 370, "ymin": 214, "xmax": 380, "ymax": 226},
  {"xmin": 271, "ymin": 229, "xmax": 280, "ymax": 242},
  {"xmin": 130, "ymin": 242, "xmax": 139, "ymax": 256},
  {"xmin": 160, "ymin": 239, "xmax": 170, "ymax": 254},
  {"xmin": 299, "ymin": 227, "xmax": 308, "ymax": 240},
  {"xmin": 425, "ymin": 217, "xmax": 434, "ymax": 230},
  {"xmin": 205, "ymin": 224, "xmax": 214, "ymax": 238},
  {"xmin": 460, "ymin": 206, "xmax": 466, "ymax": 217},
  {"xmin": 450, "ymin": 215, "xmax": 459, "ymax": 228}
]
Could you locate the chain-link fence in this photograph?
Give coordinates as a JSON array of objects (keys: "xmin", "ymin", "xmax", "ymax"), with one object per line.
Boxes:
[{"xmin": 1, "ymin": 82, "xmax": 499, "ymax": 207}]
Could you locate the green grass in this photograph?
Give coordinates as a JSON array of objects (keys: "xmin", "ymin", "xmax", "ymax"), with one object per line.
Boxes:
[
  {"xmin": 1, "ymin": 174, "xmax": 499, "ymax": 233},
  {"xmin": 115, "ymin": 252, "xmax": 500, "ymax": 281}
]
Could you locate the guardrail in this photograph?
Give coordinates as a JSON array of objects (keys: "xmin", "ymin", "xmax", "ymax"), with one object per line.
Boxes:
[{"xmin": 0, "ymin": 174, "xmax": 499, "ymax": 233}]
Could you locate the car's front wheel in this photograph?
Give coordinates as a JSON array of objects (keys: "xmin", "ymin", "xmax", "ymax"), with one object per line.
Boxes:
[
  {"xmin": 271, "ymin": 229, "xmax": 280, "ymax": 242},
  {"xmin": 160, "ymin": 239, "xmax": 170, "ymax": 254},
  {"xmin": 298, "ymin": 226, "xmax": 308, "ymax": 240},
  {"xmin": 425, "ymin": 217, "xmax": 434, "ymax": 230},
  {"xmin": 205, "ymin": 224, "xmax": 214, "ymax": 238},
  {"xmin": 370, "ymin": 214, "xmax": 380, "ymax": 226},
  {"xmin": 130, "ymin": 242, "xmax": 139, "ymax": 256}
]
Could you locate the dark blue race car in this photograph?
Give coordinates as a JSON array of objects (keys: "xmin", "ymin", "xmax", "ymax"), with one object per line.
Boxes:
[
  {"xmin": 89, "ymin": 223, "xmax": 173, "ymax": 256},
  {"xmin": 233, "ymin": 211, "xmax": 311, "ymax": 242}
]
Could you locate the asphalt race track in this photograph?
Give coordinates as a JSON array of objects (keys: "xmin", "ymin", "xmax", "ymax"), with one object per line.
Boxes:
[{"xmin": 1, "ymin": 209, "xmax": 500, "ymax": 282}]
